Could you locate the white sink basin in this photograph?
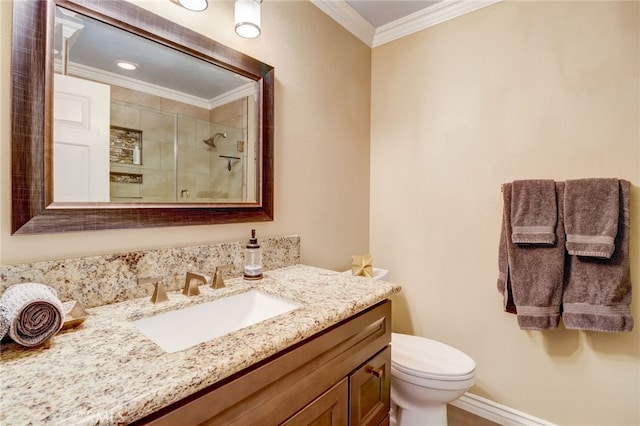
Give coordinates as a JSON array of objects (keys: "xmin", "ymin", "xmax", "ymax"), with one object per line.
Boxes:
[{"xmin": 132, "ymin": 290, "xmax": 301, "ymax": 353}]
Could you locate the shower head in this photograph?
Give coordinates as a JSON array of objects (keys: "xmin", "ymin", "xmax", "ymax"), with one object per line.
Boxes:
[{"xmin": 203, "ymin": 132, "xmax": 227, "ymax": 148}]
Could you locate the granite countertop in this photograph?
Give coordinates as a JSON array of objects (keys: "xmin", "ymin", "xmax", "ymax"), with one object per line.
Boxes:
[{"xmin": 0, "ymin": 265, "xmax": 401, "ymax": 425}]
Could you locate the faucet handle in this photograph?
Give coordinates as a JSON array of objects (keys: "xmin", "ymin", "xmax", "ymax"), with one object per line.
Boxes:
[
  {"xmin": 212, "ymin": 270, "xmax": 225, "ymax": 289},
  {"xmin": 138, "ymin": 276, "xmax": 168, "ymax": 304},
  {"xmin": 151, "ymin": 282, "xmax": 169, "ymax": 303},
  {"xmin": 184, "ymin": 271, "xmax": 209, "ymax": 296},
  {"xmin": 212, "ymin": 265, "xmax": 233, "ymax": 289}
]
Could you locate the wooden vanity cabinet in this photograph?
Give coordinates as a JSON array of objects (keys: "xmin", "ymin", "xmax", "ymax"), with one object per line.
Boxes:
[{"xmin": 135, "ymin": 300, "xmax": 391, "ymax": 426}]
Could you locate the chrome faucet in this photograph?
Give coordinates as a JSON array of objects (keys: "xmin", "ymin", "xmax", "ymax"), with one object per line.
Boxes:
[{"xmin": 183, "ymin": 271, "xmax": 210, "ymax": 296}]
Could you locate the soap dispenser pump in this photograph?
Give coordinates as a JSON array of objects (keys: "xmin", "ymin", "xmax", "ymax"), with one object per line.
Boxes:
[{"xmin": 243, "ymin": 229, "xmax": 263, "ymax": 280}]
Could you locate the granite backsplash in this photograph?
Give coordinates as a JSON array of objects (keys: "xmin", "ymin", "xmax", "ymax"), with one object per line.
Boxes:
[{"xmin": 0, "ymin": 235, "xmax": 300, "ymax": 309}]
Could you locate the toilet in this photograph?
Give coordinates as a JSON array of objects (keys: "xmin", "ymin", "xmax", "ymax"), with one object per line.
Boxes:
[
  {"xmin": 343, "ymin": 267, "xmax": 475, "ymax": 425},
  {"xmin": 390, "ymin": 333, "xmax": 476, "ymax": 426}
]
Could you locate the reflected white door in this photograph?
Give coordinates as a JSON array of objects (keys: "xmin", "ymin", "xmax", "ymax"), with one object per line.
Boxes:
[{"xmin": 53, "ymin": 74, "xmax": 110, "ymax": 202}]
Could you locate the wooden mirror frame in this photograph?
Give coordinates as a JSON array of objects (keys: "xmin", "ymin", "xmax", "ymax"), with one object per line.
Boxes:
[{"xmin": 11, "ymin": 0, "xmax": 274, "ymax": 235}]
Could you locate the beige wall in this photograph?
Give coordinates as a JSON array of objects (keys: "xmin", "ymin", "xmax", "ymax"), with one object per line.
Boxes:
[
  {"xmin": 0, "ymin": 0, "xmax": 371, "ymax": 268},
  {"xmin": 371, "ymin": 1, "xmax": 639, "ymax": 425}
]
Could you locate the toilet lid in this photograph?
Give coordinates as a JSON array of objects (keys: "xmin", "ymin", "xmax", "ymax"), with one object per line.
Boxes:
[{"xmin": 391, "ymin": 333, "xmax": 476, "ymax": 380}]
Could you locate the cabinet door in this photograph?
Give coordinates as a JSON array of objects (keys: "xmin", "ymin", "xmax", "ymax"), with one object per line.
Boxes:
[
  {"xmin": 349, "ymin": 346, "xmax": 391, "ymax": 426},
  {"xmin": 281, "ymin": 378, "xmax": 348, "ymax": 426}
]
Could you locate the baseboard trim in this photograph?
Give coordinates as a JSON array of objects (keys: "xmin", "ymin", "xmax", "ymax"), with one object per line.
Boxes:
[{"xmin": 450, "ymin": 392, "xmax": 557, "ymax": 426}]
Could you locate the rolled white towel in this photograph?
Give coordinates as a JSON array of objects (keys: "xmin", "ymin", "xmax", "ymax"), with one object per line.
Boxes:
[
  {"xmin": 0, "ymin": 305, "xmax": 10, "ymax": 340},
  {"xmin": 1, "ymin": 283, "xmax": 64, "ymax": 347}
]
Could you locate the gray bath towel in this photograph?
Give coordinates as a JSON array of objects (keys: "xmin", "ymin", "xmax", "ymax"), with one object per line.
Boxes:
[
  {"xmin": 562, "ymin": 180, "xmax": 633, "ymax": 332},
  {"xmin": 497, "ymin": 188, "xmax": 516, "ymax": 314},
  {"xmin": 511, "ymin": 180, "xmax": 557, "ymax": 244},
  {"xmin": 0, "ymin": 283, "xmax": 64, "ymax": 347},
  {"xmin": 564, "ymin": 178, "xmax": 619, "ymax": 258},
  {"xmin": 502, "ymin": 182, "xmax": 565, "ymax": 329}
]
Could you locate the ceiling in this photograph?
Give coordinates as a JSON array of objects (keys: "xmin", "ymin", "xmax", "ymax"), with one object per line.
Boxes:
[
  {"xmin": 56, "ymin": 5, "xmax": 253, "ymax": 108},
  {"xmin": 311, "ymin": 0, "xmax": 501, "ymax": 47},
  {"xmin": 345, "ymin": 0, "xmax": 441, "ymax": 27}
]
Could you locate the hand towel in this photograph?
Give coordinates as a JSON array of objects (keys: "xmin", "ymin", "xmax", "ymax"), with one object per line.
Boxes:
[
  {"xmin": 562, "ymin": 180, "xmax": 633, "ymax": 332},
  {"xmin": 497, "ymin": 189, "xmax": 516, "ymax": 314},
  {"xmin": 0, "ymin": 283, "xmax": 64, "ymax": 347},
  {"xmin": 564, "ymin": 178, "xmax": 619, "ymax": 258},
  {"xmin": 503, "ymin": 182, "xmax": 566, "ymax": 330},
  {"xmin": 511, "ymin": 180, "xmax": 557, "ymax": 244}
]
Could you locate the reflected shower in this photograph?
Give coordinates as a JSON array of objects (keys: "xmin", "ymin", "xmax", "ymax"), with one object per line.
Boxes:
[{"xmin": 203, "ymin": 132, "xmax": 227, "ymax": 148}]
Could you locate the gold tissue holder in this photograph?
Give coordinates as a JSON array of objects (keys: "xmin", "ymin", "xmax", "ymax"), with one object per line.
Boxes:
[
  {"xmin": 61, "ymin": 300, "xmax": 89, "ymax": 330},
  {"xmin": 351, "ymin": 254, "xmax": 373, "ymax": 278}
]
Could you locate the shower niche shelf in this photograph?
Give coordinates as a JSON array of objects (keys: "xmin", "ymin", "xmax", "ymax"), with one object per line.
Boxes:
[
  {"xmin": 110, "ymin": 172, "xmax": 143, "ymax": 185},
  {"xmin": 110, "ymin": 126, "xmax": 142, "ymax": 165}
]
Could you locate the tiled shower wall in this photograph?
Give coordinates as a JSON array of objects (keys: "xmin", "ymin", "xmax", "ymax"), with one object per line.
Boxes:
[
  {"xmin": 0, "ymin": 236, "xmax": 300, "ymax": 309},
  {"xmin": 109, "ymin": 85, "xmax": 246, "ymax": 202}
]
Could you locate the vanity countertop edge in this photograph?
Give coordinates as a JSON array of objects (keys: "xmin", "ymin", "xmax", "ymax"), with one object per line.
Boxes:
[{"xmin": 0, "ymin": 264, "xmax": 401, "ymax": 425}]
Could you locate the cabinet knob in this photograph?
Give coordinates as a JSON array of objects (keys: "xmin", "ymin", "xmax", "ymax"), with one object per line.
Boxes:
[{"xmin": 366, "ymin": 365, "xmax": 384, "ymax": 378}]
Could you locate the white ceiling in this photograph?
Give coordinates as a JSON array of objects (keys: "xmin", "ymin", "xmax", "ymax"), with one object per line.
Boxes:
[{"xmin": 311, "ymin": 0, "xmax": 501, "ymax": 47}]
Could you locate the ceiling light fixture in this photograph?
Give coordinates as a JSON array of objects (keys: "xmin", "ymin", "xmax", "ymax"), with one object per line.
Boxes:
[
  {"xmin": 116, "ymin": 60, "xmax": 138, "ymax": 71},
  {"xmin": 173, "ymin": 0, "xmax": 208, "ymax": 12},
  {"xmin": 235, "ymin": 0, "xmax": 262, "ymax": 39}
]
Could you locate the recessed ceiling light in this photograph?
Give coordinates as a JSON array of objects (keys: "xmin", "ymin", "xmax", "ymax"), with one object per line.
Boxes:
[{"xmin": 116, "ymin": 60, "xmax": 138, "ymax": 71}]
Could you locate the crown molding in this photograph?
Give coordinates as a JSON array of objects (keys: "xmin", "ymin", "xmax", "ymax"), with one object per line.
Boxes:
[
  {"xmin": 312, "ymin": 0, "xmax": 502, "ymax": 48},
  {"xmin": 373, "ymin": 0, "xmax": 502, "ymax": 47},
  {"xmin": 309, "ymin": 0, "xmax": 375, "ymax": 46},
  {"xmin": 56, "ymin": 61, "xmax": 256, "ymax": 110}
]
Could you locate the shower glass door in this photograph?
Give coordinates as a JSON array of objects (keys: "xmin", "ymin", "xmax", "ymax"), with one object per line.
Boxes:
[
  {"xmin": 110, "ymin": 95, "xmax": 254, "ymax": 203},
  {"xmin": 176, "ymin": 96, "xmax": 251, "ymax": 203}
]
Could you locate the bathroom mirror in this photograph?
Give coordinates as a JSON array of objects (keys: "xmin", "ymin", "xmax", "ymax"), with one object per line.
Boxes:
[{"xmin": 11, "ymin": 0, "xmax": 274, "ymax": 234}]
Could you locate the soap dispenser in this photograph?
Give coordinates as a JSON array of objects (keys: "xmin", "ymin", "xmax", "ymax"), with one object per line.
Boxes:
[{"xmin": 243, "ymin": 229, "xmax": 263, "ymax": 280}]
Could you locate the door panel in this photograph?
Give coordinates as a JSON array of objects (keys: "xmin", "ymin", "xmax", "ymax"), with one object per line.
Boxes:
[{"xmin": 54, "ymin": 74, "xmax": 110, "ymax": 201}]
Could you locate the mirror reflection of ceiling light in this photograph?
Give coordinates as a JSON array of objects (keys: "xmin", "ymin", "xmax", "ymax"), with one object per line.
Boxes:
[
  {"xmin": 175, "ymin": 0, "xmax": 208, "ymax": 12},
  {"xmin": 116, "ymin": 60, "xmax": 138, "ymax": 71},
  {"xmin": 235, "ymin": 0, "xmax": 262, "ymax": 39}
]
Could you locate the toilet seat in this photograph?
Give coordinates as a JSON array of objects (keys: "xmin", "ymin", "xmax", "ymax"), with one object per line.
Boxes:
[{"xmin": 391, "ymin": 333, "xmax": 476, "ymax": 381}]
